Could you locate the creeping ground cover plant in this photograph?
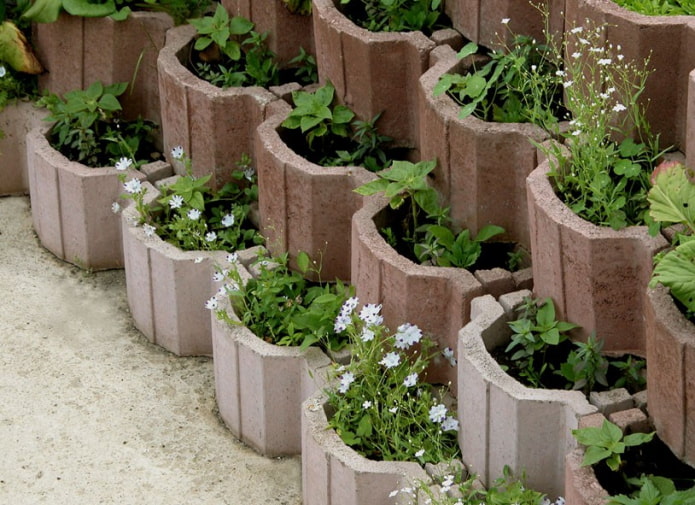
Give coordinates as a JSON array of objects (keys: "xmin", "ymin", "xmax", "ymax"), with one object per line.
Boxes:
[{"xmin": 326, "ymin": 297, "xmax": 460, "ymax": 463}]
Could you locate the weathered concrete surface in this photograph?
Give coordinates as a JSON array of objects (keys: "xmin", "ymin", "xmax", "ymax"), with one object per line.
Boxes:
[{"xmin": 0, "ymin": 196, "xmax": 301, "ymax": 505}]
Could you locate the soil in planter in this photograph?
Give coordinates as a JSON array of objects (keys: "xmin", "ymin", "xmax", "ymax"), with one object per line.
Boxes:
[
  {"xmin": 594, "ymin": 434, "xmax": 695, "ymax": 496},
  {"xmin": 338, "ymin": 0, "xmax": 452, "ymax": 36}
]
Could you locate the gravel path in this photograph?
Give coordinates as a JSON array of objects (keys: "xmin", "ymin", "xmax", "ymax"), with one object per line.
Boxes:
[{"xmin": 0, "ymin": 196, "xmax": 302, "ymax": 505}]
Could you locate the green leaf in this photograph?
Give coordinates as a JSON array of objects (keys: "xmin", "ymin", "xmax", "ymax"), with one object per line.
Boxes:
[
  {"xmin": 581, "ymin": 445, "xmax": 612, "ymax": 467},
  {"xmin": 623, "ymin": 431, "xmax": 655, "ymax": 447},
  {"xmin": 650, "ymin": 240, "xmax": 695, "ymax": 313},
  {"xmin": 474, "ymin": 224, "xmax": 505, "ymax": 243},
  {"xmin": 97, "ymin": 94, "xmax": 122, "ymax": 112},
  {"xmin": 63, "ymin": 0, "xmax": 116, "ymax": 17},
  {"xmin": 356, "ymin": 415, "xmax": 373, "ymax": 438},
  {"xmin": 648, "ymin": 163, "xmax": 695, "ymax": 233},
  {"xmin": 457, "ymin": 41, "xmax": 478, "ymax": 59},
  {"xmin": 458, "ymin": 102, "xmax": 477, "ymax": 119},
  {"xmin": 296, "ymin": 251, "xmax": 310, "ymax": 274},
  {"xmin": 353, "ymin": 178, "xmax": 389, "ymax": 196},
  {"xmin": 229, "ymin": 15, "xmax": 254, "ymax": 35}
]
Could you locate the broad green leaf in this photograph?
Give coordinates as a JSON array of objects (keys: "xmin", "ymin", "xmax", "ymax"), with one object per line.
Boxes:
[
  {"xmin": 457, "ymin": 41, "xmax": 478, "ymax": 59},
  {"xmin": 98, "ymin": 94, "xmax": 122, "ymax": 112},
  {"xmin": 623, "ymin": 431, "xmax": 655, "ymax": 447},
  {"xmin": 331, "ymin": 105, "xmax": 355, "ymax": 125},
  {"xmin": 581, "ymin": 445, "xmax": 612, "ymax": 467},
  {"xmin": 194, "ymin": 36, "xmax": 213, "ymax": 51},
  {"xmin": 356, "ymin": 415, "xmax": 373, "ymax": 438},
  {"xmin": 474, "ymin": 224, "xmax": 505, "ymax": 243},
  {"xmin": 648, "ymin": 163, "xmax": 695, "ymax": 233},
  {"xmin": 63, "ymin": 0, "xmax": 116, "ymax": 17},
  {"xmin": 22, "ymin": 0, "xmax": 62, "ymax": 23},
  {"xmin": 458, "ymin": 102, "xmax": 477, "ymax": 119},
  {"xmin": 353, "ymin": 178, "xmax": 389, "ymax": 196},
  {"xmin": 229, "ymin": 15, "xmax": 254, "ymax": 35},
  {"xmin": 296, "ymin": 251, "xmax": 310, "ymax": 274},
  {"xmin": 650, "ymin": 240, "xmax": 695, "ymax": 312}
]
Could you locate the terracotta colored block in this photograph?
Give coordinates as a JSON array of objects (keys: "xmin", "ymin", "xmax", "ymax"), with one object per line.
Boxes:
[
  {"xmin": 564, "ymin": 0, "xmax": 695, "ymax": 150},
  {"xmin": 302, "ymin": 390, "xmax": 429, "ymax": 505},
  {"xmin": 0, "ymin": 103, "xmax": 47, "ymax": 196},
  {"xmin": 418, "ymin": 45, "xmax": 550, "ymax": 250},
  {"xmin": 255, "ymin": 110, "xmax": 377, "ymax": 281},
  {"xmin": 458, "ymin": 293, "xmax": 597, "ymax": 498},
  {"xmin": 474, "ymin": 268, "xmax": 515, "ymax": 300},
  {"xmin": 33, "ymin": 12, "xmax": 172, "ymax": 127},
  {"xmin": 687, "ymin": 68, "xmax": 695, "ymax": 169},
  {"xmin": 526, "ymin": 161, "xmax": 669, "ymax": 354},
  {"xmin": 312, "ymin": 0, "xmax": 436, "ymax": 147},
  {"xmin": 564, "ymin": 449, "xmax": 610, "ymax": 505},
  {"xmin": 646, "ymin": 285, "xmax": 695, "ymax": 467},
  {"xmin": 211, "ymin": 298, "xmax": 332, "ymax": 456},
  {"xmin": 222, "ymin": 0, "xmax": 315, "ymax": 65},
  {"xmin": 157, "ymin": 25, "xmax": 282, "ymax": 188},
  {"xmin": 608, "ymin": 408, "xmax": 651, "ymax": 435},
  {"xmin": 27, "ymin": 127, "xmax": 147, "ymax": 270}
]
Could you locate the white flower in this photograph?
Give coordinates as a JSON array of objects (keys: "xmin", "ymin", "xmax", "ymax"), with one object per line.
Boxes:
[
  {"xmin": 212, "ymin": 272, "xmax": 224, "ymax": 283},
  {"xmin": 379, "ymin": 352, "xmax": 401, "ymax": 369},
  {"xmin": 111, "ymin": 202, "xmax": 121, "ymax": 214},
  {"xmin": 501, "ymin": 18, "xmax": 510, "ymax": 24},
  {"xmin": 531, "ymin": 64, "xmax": 537, "ymax": 72},
  {"xmin": 360, "ymin": 328, "xmax": 375, "ymax": 342},
  {"xmin": 222, "ymin": 213, "xmax": 235, "ymax": 227},
  {"xmin": 334, "ymin": 313, "xmax": 351, "ymax": 334},
  {"xmin": 442, "ymin": 416, "xmax": 459, "ymax": 432},
  {"xmin": 578, "ymin": 37, "xmax": 589, "ymax": 45},
  {"xmin": 403, "ymin": 373, "xmax": 418, "ymax": 388},
  {"xmin": 414, "ymin": 449, "xmax": 425, "ymax": 458},
  {"xmin": 359, "ymin": 303, "xmax": 383, "ymax": 325},
  {"xmin": 362, "ymin": 400, "xmax": 372, "ymax": 409},
  {"xmin": 441, "ymin": 475, "xmax": 455, "ymax": 493},
  {"xmin": 338, "ymin": 372, "xmax": 355, "ymax": 394},
  {"xmin": 570, "ymin": 26, "xmax": 584, "ymax": 34},
  {"xmin": 171, "ymin": 145, "xmax": 184, "ymax": 160},
  {"xmin": 562, "ymin": 80, "xmax": 573, "ymax": 88},
  {"xmin": 617, "ymin": 54, "xmax": 624, "ymax": 61},
  {"xmin": 194, "ymin": 256, "xmax": 204, "ymax": 264},
  {"xmin": 143, "ymin": 224, "xmax": 156, "ymax": 237},
  {"xmin": 0, "ymin": 66, "xmax": 6, "ymax": 78},
  {"xmin": 394, "ymin": 323, "xmax": 422, "ymax": 350},
  {"xmin": 571, "ymin": 52, "xmax": 581, "ymax": 59},
  {"xmin": 388, "ymin": 406, "xmax": 398, "ymax": 414},
  {"xmin": 389, "ymin": 491, "xmax": 399, "ymax": 498},
  {"xmin": 123, "ymin": 178, "xmax": 142, "ymax": 194},
  {"xmin": 572, "ymin": 130, "xmax": 582, "ymax": 136},
  {"xmin": 340, "ymin": 296, "xmax": 359, "ymax": 316},
  {"xmin": 442, "ymin": 347, "xmax": 457, "ymax": 367},
  {"xmin": 169, "ymin": 194, "xmax": 184, "ymax": 209},
  {"xmin": 597, "ymin": 58, "xmax": 612, "ymax": 66},
  {"xmin": 205, "ymin": 296, "xmax": 218, "ymax": 310},
  {"xmin": 115, "ymin": 157, "xmax": 133, "ymax": 171},
  {"xmin": 555, "ymin": 70, "xmax": 565, "ymax": 77},
  {"xmin": 607, "ymin": 87, "xmax": 616, "ymax": 94},
  {"xmin": 612, "ymin": 103, "xmax": 626, "ymax": 113},
  {"xmin": 599, "ymin": 92, "xmax": 609, "ymax": 100},
  {"xmin": 589, "ymin": 47, "xmax": 602, "ymax": 53},
  {"xmin": 226, "ymin": 252, "xmax": 239, "ymax": 263},
  {"xmin": 429, "ymin": 403, "xmax": 447, "ymax": 424},
  {"xmin": 244, "ymin": 167, "xmax": 256, "ymax": 181},
  {"xmin": 205, "ymin": 231, "xmax": 217, "ymax": 242},
  {"xmin": 187, "ymin": 209, "xmax": 201, "ymax": 220}
]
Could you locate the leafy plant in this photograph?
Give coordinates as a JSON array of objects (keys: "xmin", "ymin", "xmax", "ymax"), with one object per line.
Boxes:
[
  {"xmin": 557, "ymin": 332, "xmax": 609, "ymax": 395},
  {"xmin": 648, "ymin": 161, "xmax": 695, "ymax": 316},
  {"xmin": 119, "ymin": 148, "xmax": 264, "ymax": 252},
  {"xmin": 327, "ymin": 297, "xmax": 460, "ymax": 463},
  {"xmin": 282, "ymin": 82, "xmax": 392, "ymax": 170},
  {"xmin": 434, "ymin": 22, "xmax": 565, "ymax": 130},
  {"xmin": 538, "ymin": 21, "xmax": 664, "ymax": 230},
  {"xmin": 189, "ymin": 5, "xmax": 280, "ymax": 88},
  {"xmin": 23, "ymin": 0, "xmax": 209, "ymax": 24},
  {"xmin": 286, "ymin": 46, "xmax": 318, "ymax": 86},
  {"xmin": 611, "ymin": 355, "xmax": 647, "ymax": 392},
  {"xmin": 572, "ymin": 419, "xmax": 654, "ymax": 472},
  {"xmin": 339, "ymin": 0, "xmax": 444, "ymax": 34},
  {"xmin": 37, "ymin": 81, "xmax": 157, "ymax": 167},
  {"xmin": 613, "ymin": 0, "xmax": 695, "ymax": 16},
  {"xmin": 413, "ymin": 223, "xmax": 505, "ymax": 268},
  {"xmin": 281, "ymin": 0, "xmax": 312, "ymax": 15},
  {"xmin": 216, "ymin": 251, "xmax": 353, "ymax": 351},
  {"xmin": 609, "ymin": 475, "xmax": 695, "ymax": 505}
]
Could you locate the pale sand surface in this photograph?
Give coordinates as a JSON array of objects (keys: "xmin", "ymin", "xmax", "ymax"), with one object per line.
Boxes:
[{"xmin": 0, "ymin": 196, "xmax": 302, "ymax": 505}]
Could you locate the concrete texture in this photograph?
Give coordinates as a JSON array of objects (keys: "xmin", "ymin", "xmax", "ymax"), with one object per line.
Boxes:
[
  {"xmin": 526, "ymin": 161, "xmax": 669, "ymax": 355},
  {"xmin": 457, "ymin": 293, "xmax": 597, "ymax": 499},
  {"xmin": 0, "ymin": 196, "xmax": 302, "ymax": 504},
  {"xmin": 157, "ymin": 25, "xmax": 285, "ymax": 189},
  {"xmin": 255, "ymin": 108, "xmax": 377, "ymax": 281},
  {"xmin": 564, "ymin": 449, "xmax": 609, "ymax": 505}
]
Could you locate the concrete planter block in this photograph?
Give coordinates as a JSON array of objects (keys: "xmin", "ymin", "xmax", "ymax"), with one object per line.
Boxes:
[
  {"xmin": 157, "ymin": 25, "xmax": 285, "ymax": 188},
  {"xmin": 646, "ymin": 285, "xmax": 695, "ymax": 467},
  {"xmin": 526, "ymin": 160, "xmax": 669, "ymax": 354},
  {"xmin": 0, "ymin": 102, "xmax": 47, "ymax": 196},
  {"xmin": 446, "ymin": 0, "xmax": 566, "ymax": 51},
  {"xmin": 687, "ymin": 68, "xmax": 695, "ymax": 168},
  {"xmin": 121, "ymin": 181, "xmax": 238, "ymax": 356},
  {"xmin": 564, "ymin": 448, "xmax": 609, "ymax": 505},
  {"xmin": 564, "ymin": 0, "xmax": 695, "ymax": 151},
  {"xmin": 211, "ymin": 297, "xmax": 333, "ymax": 457},
  {"xmin": 26, "ymin": 127, "xmax": 149, "ymax": 270},
  {"xmin": 351, "ymin": 197, "xmax": 532, "ymax": 388},
  {"xmin": 312, "ymin": 0, "xmax": 440, "ymax": 148},
  {"xmin": 418, "ymin": 45, "xmax": 553, "ymax": 251},
  {"xmin": 255, "ymin": 109, "xmax": 378, "ymax": 281},
  {"xmin": 33, "ymin": 11, "xmax": 173, "ymax": 128},
  {"xmin": 221, "ymin": 0, "xmax": 315, "ymax": 65},
  {"xmin": 301, "ymin": 389, "xmax": 430, "ymax": 505},
  {"xmin": 458, "ymin": 293, "xmax": 597, "ymax": 498}
]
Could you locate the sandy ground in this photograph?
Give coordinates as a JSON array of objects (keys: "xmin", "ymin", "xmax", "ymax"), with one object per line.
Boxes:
[{"xmin": 0, "ymin": 196, "xmax": 302, "ymax": 505}]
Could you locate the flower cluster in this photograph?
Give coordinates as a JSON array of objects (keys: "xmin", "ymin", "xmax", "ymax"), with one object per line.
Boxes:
[
  {"xmin": 116, "ymin": 147, "xmax": 264, "ymax": 253},
  {"xmin": 326, "ymin": 297, "xmax": 460, "ymax": 464}
]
